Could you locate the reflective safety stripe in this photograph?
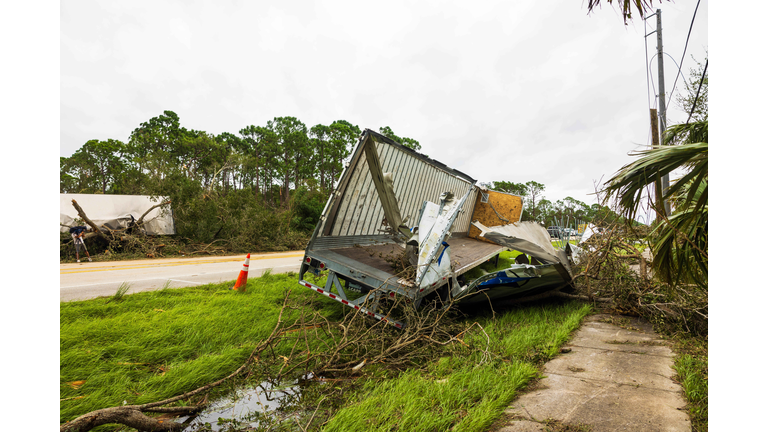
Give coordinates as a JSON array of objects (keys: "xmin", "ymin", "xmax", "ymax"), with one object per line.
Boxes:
[{"xmin": 299, "ymin": 279, "xmax": 405, "ymax": 329}]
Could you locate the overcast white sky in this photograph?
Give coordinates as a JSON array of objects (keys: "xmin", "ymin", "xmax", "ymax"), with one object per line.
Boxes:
[{"xmin": 59, "ymin": 0, "xmax": 707, "ymax": 211}]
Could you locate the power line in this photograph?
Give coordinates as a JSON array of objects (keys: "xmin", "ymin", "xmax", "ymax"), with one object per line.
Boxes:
[
  {"xmin": 647, "ymin": 52, "xmax": 689, "ymax": 122},
  {"xmin": 667, "ymin": 0, "xmax": 702, "ymax": 111},
  {"xmin": 685, "ymin": 59, "xmax": 708, "ymax": 125},
  {"xmin": 662, "ymin": 52, "xmax": 690, "ymax": 96},
  {"xmin": 646, "ymin": 53, "xmax": 657, "ymax": 110}
]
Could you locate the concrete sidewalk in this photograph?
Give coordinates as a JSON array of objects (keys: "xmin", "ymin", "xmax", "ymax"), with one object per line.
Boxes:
[{"xmin": 493, "ymin": 314, "xmax": 691, "ymax": 431}]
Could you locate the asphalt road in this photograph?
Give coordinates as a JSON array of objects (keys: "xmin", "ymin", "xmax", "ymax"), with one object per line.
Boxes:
[{"xmin": 60, "ymin": 251, "xmax": 305, "ymax": 302}]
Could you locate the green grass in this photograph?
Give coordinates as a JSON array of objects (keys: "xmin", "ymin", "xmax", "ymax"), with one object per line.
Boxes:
[
  {"xmin": 325, "ymin": 361, "xmax": 538, "ymax": 432},
  {"xmin": 61, "ymin": 256, "xmax": 592, "ymax": 432},
  {"xmin": 60, "ymin": 271, "xmax": 339, "ymax": 425},
  {"xmin": 106, "ymin": 281, "xmax": 131, "ymax": 303},
  {"xmin": 672, "ymin": 338, "xmax": 708, "ymax": 431}
]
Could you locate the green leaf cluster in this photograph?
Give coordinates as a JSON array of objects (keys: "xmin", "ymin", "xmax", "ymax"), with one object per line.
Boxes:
[
  {"xmin": 603, "ymin": 121, "xmax": 707, "ymax": 288},
  {"xmin": 378, "ymin": 126, "xmax": 422, "ymax": 151}
]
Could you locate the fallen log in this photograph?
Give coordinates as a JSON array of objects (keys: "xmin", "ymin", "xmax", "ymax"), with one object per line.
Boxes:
[{"xmin": 59, "ymin": 405, "xmax": 202, "ymax": 432}]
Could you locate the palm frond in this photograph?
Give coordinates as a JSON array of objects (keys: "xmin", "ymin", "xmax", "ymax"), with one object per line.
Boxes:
[
  {"xmin": 650, "ymin": 180, "xmax": 708, "ymax": 288},
  {"xmin": 603, "ymin": 118, "xmax": 708, "ymax": 288},
  {"xmin": 604, "ymin": 142, "xmax": 708, "ymax": 220},
  {"xmin": 586, "ymin": 0, "xmax": 661, "ymax": 23},
  {"xmin": 664, "ymin": 121, "xmax": 708, "ymax": 147}
]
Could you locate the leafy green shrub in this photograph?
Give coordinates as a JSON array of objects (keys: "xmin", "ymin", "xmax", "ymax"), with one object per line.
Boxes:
[{"xmin": 289, "ymin": 185, "xmax": 328, "ymax": 232}]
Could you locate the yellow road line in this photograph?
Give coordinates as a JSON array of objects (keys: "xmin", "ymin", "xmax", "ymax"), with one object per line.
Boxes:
[{"xmin": 61, "ymin": 253, "xmax": 305, "ymax": 275}]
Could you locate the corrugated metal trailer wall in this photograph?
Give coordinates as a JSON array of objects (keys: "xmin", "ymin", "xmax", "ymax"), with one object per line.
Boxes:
[{"xmin": 319, "ymin": 130, "xmax": 477, "ymax": 239}]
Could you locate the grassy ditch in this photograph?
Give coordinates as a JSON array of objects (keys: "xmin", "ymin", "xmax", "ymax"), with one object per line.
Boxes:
[
  {"xmin": 60, "ymin": 271, "xmax": 341, "ymax": 427},
  {"xmin": 61, "ymin": 253, "xmax": 592, "ymax": 431}
]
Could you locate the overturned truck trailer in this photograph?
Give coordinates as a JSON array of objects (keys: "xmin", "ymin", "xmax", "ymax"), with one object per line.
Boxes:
[{"xmin": 299, "ymin": 129, "xmax": 574, "ymax": 328}]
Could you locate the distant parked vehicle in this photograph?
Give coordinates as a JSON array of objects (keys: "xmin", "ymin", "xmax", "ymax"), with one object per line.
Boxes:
[
  {"xmin": 564, "ymin": 228, "xmax": 578, "ymax": 236},
  {"xmin": 547, "ymin": 226, "xmax": 563, "ymax": 238}
]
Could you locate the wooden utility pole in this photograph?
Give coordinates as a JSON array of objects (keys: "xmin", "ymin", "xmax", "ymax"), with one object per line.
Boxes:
[{"xmin": 650, "ymin": 109, "xmax": 660, "ymax": 147}]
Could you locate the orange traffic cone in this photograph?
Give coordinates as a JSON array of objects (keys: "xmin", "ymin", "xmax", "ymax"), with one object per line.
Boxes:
[{"xmin": 232, "ymin": 253, "xmax": 250, "ymax": 292}]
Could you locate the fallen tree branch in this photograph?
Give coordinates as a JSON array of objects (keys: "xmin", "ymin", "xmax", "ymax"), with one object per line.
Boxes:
[
  {"xmin": 554, "ymin": 292, "xmax": 613, "ymax": 303},
  {"xmin": 185, "ymin": 239, "xmax": 228, "ymax": 255},
  {"xmin": 570, "ymin": 211, "xmax": 707, "ymax": 336},
  {"xmin": 608, "ymin": 248, "xmax": 648, "ymax": 280},
  {"xmin": 61, "ymin": 406, "xmax": 198, "ymax": 432},
  {"xmin": 136, "ymin": 200, "xmax": 172, "ymax": 228},
  {"xmin": 141, "ymin": 406, "xmax": 202, "ymax": 414},
  {"xmin": 71, "ymin": 199, "xmax": 111, "ymax": 243}
]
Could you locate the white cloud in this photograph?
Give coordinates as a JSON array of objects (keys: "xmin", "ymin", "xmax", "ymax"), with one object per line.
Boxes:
[{"xmin": 60, "ymin": 0, "xmax": 708, "ymax": 206}]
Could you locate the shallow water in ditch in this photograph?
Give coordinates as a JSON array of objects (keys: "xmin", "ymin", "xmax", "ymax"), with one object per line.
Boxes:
[{"xmin": 179, "ymin": 377, "xmax": 306, "ymax": 431}]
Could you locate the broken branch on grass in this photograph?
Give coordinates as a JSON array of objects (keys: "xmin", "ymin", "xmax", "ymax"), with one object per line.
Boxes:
[
  {"xmin": 186, "ymin": 239, "xmax": 228, "ymax": 255},
  {"xmin": 422, "ymin": 334, "xmax": 469, "ymax": 348},
  {"xmin": 572, "ymin": 210, "xmax": 707, "ymax": 336}
]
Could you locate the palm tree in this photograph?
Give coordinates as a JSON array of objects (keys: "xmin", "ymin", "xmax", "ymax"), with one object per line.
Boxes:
[{"xmin": 603, "ymin": 120, "xmax": 708, "ymax": 287}]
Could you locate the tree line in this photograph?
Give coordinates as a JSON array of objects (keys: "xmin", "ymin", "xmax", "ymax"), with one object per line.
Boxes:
[
  {"xmin": 60, "ymin": 111, "xmax": 424, "ymax": 254},
  {"xmin": 60, "ymin": 111, "xmax": 422, "ymax": 203}
]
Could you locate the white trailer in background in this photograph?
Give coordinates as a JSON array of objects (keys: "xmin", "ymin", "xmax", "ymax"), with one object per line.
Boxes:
[{"xmin": 60, "ymin": 194, "xmax": 175, "ymax": 235}]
